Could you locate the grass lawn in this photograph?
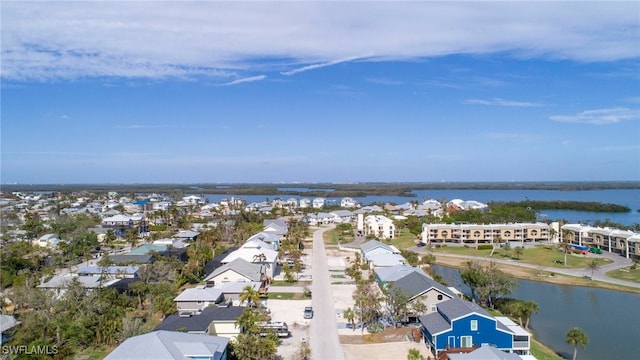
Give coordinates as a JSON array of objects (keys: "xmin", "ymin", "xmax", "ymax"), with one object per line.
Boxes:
[
  {"xmin": 323, "ymin": 228, "xmax": 340, "ymax": 245},
  {"xmin": 428, "ymin": 245, "xmax": 613, "ymax": 269},
  {"xmin": 266, "ymin": 292, "xmax": 306, "ymax": 300},
  {"xmin": 531, "ymin": 338, "xmax": 563, "ymax": 360},
  {"xmin": 388, "ymin": 230, "xmax": 419, "ymax": 249},
  {"xmin": 605, "ymin": 267, "xmax": 640, "ymax": 283},
  {"xmin": 74, "ymin": 347, "xmax": 115, "ymax": 360}
]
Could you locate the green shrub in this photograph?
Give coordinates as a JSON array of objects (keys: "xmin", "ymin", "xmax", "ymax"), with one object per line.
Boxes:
[
  {"xmin": 478, "ymin": 244, "xmax": 493, "ymax": 250},
  {"xmin": 367, "ymin": 322, "xmax": 383, "ymax": 333}
]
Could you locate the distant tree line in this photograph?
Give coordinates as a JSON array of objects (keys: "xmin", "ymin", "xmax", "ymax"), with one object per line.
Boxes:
[{"xmin": 503, "ymin": 200, "xmax": 630, "ymax": 213}]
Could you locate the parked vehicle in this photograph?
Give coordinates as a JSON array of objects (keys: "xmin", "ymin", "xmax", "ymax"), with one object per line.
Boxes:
[
  {"xmin": 304, "ymin": 306, "xmax": 314, "ymax": 319},
  {"xmin": 259, "ymin": 321, "xmax": 290, "ymax": 337},
  {"xmin": 589, "ymin": 247, "xmax": 603, "ymax": 254}
]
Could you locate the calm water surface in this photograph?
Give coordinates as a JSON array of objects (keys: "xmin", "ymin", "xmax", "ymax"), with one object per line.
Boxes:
[
  {"xmin": 201, "ymin": 188, "xmax": 640, "ymax": 225},
  {"xmin": 433, "ymin": 265, "xmax": 640, "ymax": 360}
]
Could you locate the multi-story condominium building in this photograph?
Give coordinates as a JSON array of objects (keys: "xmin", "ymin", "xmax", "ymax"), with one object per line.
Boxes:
[
  {"xmin": 561, "ymin": 224, "xmax": 640, "ymax": 259},
  {"xmin": 364, "ymin": 215, "xmax": 396, "ymax": 239},
  {"xmin": 421, "ymin": 223, "xmax": 550, "ymax": 245}
]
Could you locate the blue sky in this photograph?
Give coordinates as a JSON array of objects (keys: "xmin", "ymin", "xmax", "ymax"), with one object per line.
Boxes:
[{"xmin": 1, "ymin": 1, "xmax": 639, "ymax": 184}]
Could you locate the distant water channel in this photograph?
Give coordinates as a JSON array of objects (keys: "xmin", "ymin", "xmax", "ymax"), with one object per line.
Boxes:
[
  {"xmin": 433, "ymin": 265, "xmax": 640, "ymax": 360},
  {"xmin": 201, "ymin": 188, "xmax": 640, "ymax": 226}
]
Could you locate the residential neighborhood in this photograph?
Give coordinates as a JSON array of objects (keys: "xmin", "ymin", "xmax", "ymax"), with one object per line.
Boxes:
[{"xmin": 0, "ymin": 188, "xmax": 638, "ymax": 360}]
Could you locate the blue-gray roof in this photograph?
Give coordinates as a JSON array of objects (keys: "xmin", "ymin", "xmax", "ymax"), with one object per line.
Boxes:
[
  {"xmin": 104, "ymin": 330, "xmax": 229, "ymax": 360},
  {"xmin": 205, "ymin": 258, "xmax": 262, "ymax": 282},
  {"xmin": 390, "ymin": 271, "xmax": 456, "ymax": 300},
  {"xmin": 360, "ymin": 240, "xmax": 393, "ymax": 254},
  {"xmin": 77, "ymin": 266, "xmax": 139, "ymax": 276},
  {"xmin": 155, "ymin": 306, "xmax": 244, "ymax": 333},
  {"xmin": 419, "ymin": 298, "xmax": 512, "ymax": 335}
]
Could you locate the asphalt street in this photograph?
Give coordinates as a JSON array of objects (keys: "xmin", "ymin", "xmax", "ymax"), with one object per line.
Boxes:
[{"xmin": 310, "ymin": 226, "xmax": 345, "ymax": 360}]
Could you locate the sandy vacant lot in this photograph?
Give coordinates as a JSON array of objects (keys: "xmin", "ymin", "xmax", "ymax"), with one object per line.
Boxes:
[{"xmin": 268, "ymin": 299, "xmax": 312, "ymax": 359}]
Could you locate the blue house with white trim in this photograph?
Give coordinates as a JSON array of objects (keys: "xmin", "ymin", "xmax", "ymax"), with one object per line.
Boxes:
[{"xmin": 419, "ymin": 298, "xmax": 530, "ymax": 357}]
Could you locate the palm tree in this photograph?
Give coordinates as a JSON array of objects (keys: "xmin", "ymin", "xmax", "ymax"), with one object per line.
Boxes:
[
  {"xmin": 240, "ymin": 285, "xmax": 261, "ymax": 308},
  {"xmin": 586, "ymin": 259, "xmax": 601, "ymax": 278},
  {"xmin": 561, "ymin": 230, "xmax": 574, "ymax": 266},
  {"xmin": 343, "ymin": 307, "xmax": 356, "ymax": 331},
  {"xmin": 566, "ymin": 327, "xmax": 588, "ymax": 360},
  {"xmin": 407, "ymin": 348, "xmax": 425, "ymax": 360},
  {"xmin": 521, "ymin": 300, "xmax": 540, "ymax": 330}
]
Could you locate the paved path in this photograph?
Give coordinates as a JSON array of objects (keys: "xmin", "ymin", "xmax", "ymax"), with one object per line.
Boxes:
[
  {"xmin": 310, "ymin": 225, "xmax": 345, "ymax": 360},
  {"xmin": 410, "ymin": 246, "xmax": 640, "ymax": 289}
]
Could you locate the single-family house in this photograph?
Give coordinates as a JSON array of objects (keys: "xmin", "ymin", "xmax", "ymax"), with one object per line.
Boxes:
[
  {"xmin": 246, "ymin": 232, "xmax": 281, "ymax": 250},
  {"xmin": 1, "ymin": 315, "xmax": 20, "ymax": 345},
  {"xmin": 360, "ymin": 240, "xmax": 399, "ymax": 262},
  {"xmin": 204, "ymin": 258, "xmax": 264, "ymax": 287},
  {"xmin": 263, "ymin": 219, "xmax": 288, "ymax": 238},
  {"xmin": 419, "ymin": 298, "xmax": 531, "ymax": 357},
  {"xmin": 376, "ymin": 265, "xmax": 455, "ymax": 316},
  {"xmin": 34, "ymin": 233, "xmax": 62, "ymax": 248},
  {"xmin": 174, "ymin": 286, "xmax": 224, "ymax": 315},
  {"xmin": 221, "ymin": 240, "xmax": 278, "ymax": 278},
  {"xmin": 155, "ymin": 304, "xmax": 245, "ymax": 339},
  {"xmin": 330, "ymin": 210, "xmax": 355, "ymax": 223},
  {"xmin": 366, "ymin": 253, "xmax": 406, "ymax": 268},
  {"xmin": 175, "ymin": 230, "xmax": 200, "ymax": 241},
  {"xmin": 341, "ymin": 197, "xmax": 359, "ymax": 208},
  {"xmin": 299, "ymin": 198, "xmax": 311, "ymax": 208},
  {"xmin": 312, "ymin": 197, "xmax": 325, "ymax": 209},
  {"xmin": 104, "ymin": 330, "xmax": 229, "ymax": 360},
  {"xmin": 213, "ymin": 281, "xmax": 262, "ymax": 304},
  {"xmin": 38, "ymin": 274, "xmax": 122, "ymax": 298},
  {"xmin": 76, "ymin": 266, "xmax": 139, "ymax": 279}
]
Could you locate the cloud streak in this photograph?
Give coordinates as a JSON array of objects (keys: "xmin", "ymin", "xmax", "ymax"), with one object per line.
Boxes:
[
  {"xmin": 281, "ymin": 56, "xmax": 366, "ymax": 76},
  {"xmin": 464, "ymin": 98, "xmax": 543, "ymax": 107},
  {"xmin": 550, "ymin": 107, "xmax": 640, "ymax": 125},
  {"xmin": 2, "ymin": 2, "xmax": 638, "ymax": 81},
  {"xmin": 222, "ymin": 75, "xmax": 267, "ymax": 86}
]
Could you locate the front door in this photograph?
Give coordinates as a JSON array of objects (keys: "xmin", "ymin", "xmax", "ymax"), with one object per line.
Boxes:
[{"xmin": 448, "ymin": 336, "xmax": 455, "ymax": 348}]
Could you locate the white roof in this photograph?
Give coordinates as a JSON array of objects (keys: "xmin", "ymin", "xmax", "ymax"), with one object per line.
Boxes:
[
  {"xmin": 222, "ymin": 245, "xmax": 277, "ymax": 264},
  {"xmin": 495, "ymin": 316, "xmax": 531, "ymax": 337},
  {"xmin": 174, "ymin": 287, "xmax": 223, "ymax": 302}
]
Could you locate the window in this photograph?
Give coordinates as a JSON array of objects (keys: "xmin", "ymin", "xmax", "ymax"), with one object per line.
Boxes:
[
  {"xmin": 431, "ymin": 305, "xmax": 437, "ymax": 312},
  {"xmin": 470, "ymin": 320, "xmax": 478, "ymax": 331},
  {"xmin": 461, "ymin": 336, "xmax": 473, "ymax": 348},
  {"xmin": 437, "ymin": 294, "xmax": 443, "ymax": 300}
]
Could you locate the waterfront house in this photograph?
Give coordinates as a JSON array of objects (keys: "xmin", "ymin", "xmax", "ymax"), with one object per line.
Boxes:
[
  {"xmin": 360, "ymin": 239, "xmax": 399, "ymax": 261},
  {"xmin": 419, "ymin": 298, "xmax": 531, "ymax": 357},
  {"xmin": 375, "ymin": 264, "xmax": 456, "ymax": 315},
  {"xmin": 104, "ymin": 330, "xmax": 229, "ymax": 360}
]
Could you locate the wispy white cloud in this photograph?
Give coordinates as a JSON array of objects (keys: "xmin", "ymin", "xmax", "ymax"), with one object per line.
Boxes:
[
  {"xmin": 222, "ymin": 75, "xmax": 266, "ymax": 86},
  {"xmin": 3, "ymin": 2, "xmax": 636, "ymax": 82},
  {"xmin": 281, "ymin": 56, "xmax": 366, "ymax": 76},
  {"xmin": 366, "ymin": 77, "xmax": 403, "ymax": 86},
  {"xmin": 60, "ymin": 115, "xmax": 70, "ymax": 119},
  {"xmin": 464, "ymin": 98, "xmax": 543, "ymax": 107},
  {"xmin": 624, "ymin": 96, "xmax": 640, "ymax": 104},
  {"xmin": 550, "ymin": 107, "xmax": 640, "ymax": 125}
]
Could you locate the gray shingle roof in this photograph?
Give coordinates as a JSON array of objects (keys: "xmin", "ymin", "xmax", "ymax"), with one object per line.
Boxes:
[
  {"xmin": 205, "ymin": 258, "xmax": 262, "ymax": 282},
  {"xmin": 420, "ymin": 311, "xmax": 451, "ymax": 335},
  {"xmin": 360, "ymin": 240, "xmax": 393, "ymax": 254},
  {"xmin": 104, "ymin": 330, "xmax": 229, "ymax": 360},
  {"xmin": 420, "ymin": 298, "xmax": 512, "ymax": 335},
  {"xmin": 390, "ymin": 271, "xmax": 456, "ymax": 300}
]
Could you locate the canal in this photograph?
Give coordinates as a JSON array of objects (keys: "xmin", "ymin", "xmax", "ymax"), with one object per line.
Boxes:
[{"xmin": 433, "ymin": 265, "xmax": 640, "ymax": 360}]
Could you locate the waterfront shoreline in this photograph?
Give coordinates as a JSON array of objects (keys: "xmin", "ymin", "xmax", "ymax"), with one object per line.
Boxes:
[{"xmin": 432, "ymin": 255, "xmax": 640, "ymax": 294}]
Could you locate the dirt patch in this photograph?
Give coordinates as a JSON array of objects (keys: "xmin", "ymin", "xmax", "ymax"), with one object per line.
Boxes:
[{"xmin": 340, "ymin": 327, "xmax": 416, "ymax": 344}]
